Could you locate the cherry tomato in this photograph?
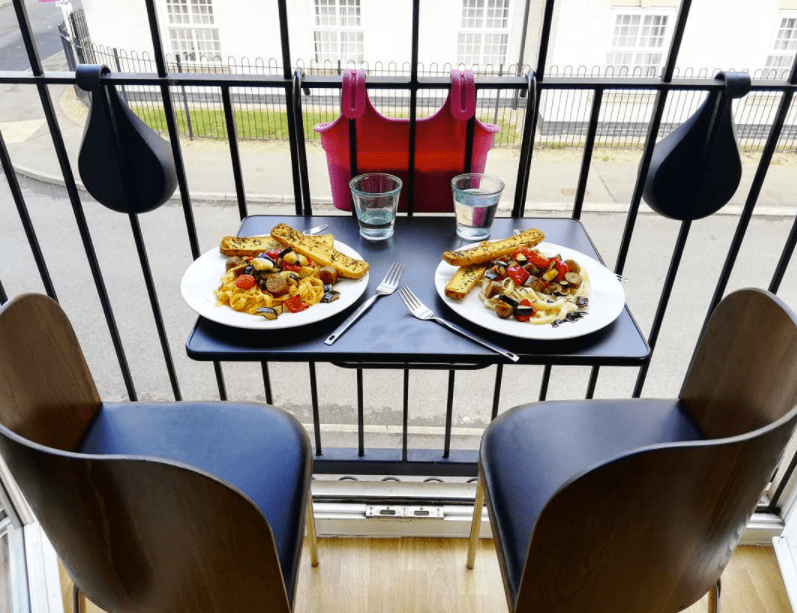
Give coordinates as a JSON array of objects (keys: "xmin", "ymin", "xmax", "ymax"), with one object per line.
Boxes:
[
  {"xmin": 514, "ymin": 299, "xmax": 536, "ymax": 323},
  {"xmin": 265, "ymin": 249, "xmax": 283, "ymax": 260},
  {"xmin": 234, "ymin": 274, "xmax": 256, "ymax": 290},
  {"xmin": 282, "ymin": 263, "xmax": 303, "ymax": 273},
  {"xmin": 284, "ymin": 294, "xmax": 308, "ymax": 313}
]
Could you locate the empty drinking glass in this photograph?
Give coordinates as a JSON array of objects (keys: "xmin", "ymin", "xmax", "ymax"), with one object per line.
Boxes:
[
  {"xmin": 451, "ymin": 173, "xmax": 505, "ymax": 240},
  {"xmin": 349, "ymin": 173, "xmax": 403, "ymax": 241}
]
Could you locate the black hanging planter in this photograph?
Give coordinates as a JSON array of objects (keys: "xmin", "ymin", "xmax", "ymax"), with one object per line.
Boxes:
[
  {"xmin": 643, "ymin": 71, "xmax": 751, "ymax": 221},
  {"xmin": 76, "ymin": 64, "xmax": 177, "ymax": 214}
]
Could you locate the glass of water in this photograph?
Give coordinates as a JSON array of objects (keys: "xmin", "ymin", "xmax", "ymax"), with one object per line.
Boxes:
[
  {"xmin": 451, "ymin": 173, "xmax": 505, "ymax": 241},
  {"xmin": 349, "ymin": 173, "xmax": 403, "ymax": 241}
]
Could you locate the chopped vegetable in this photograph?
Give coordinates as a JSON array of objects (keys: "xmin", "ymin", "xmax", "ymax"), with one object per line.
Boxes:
[
  {"xmin": 284, "ymin": 294, "xmax": 309, "ymax": 313},
  {"xmin": 234, "ymin": 274, "xmax": 256, "ymax": 289}
]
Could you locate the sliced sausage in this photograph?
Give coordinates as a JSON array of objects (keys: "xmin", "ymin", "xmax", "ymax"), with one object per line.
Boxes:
[
  {"xmin": 564, "ymin": 272, "xmax": 582, "ymax": 289},
  {"xmin": 318, "ymin": 266, "xmax": 338, "ymax": 285},
  {"xmin": 265, "ymin": 275, "xmax": 289, "ymax": 296}
]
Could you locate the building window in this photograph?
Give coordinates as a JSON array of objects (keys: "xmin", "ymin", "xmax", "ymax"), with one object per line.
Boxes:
[
  {"xmin": 606, "ymin": 11, "xmax": 670, "ymax": 76},
  {"xmin": 166, "ymin": 0, "xmax": 221, "ymax": 62},
  {"xmin": 765, "ymin": 13, "xmax": 797, "ymax": 74},
  {"xmin": 313, "ymin": 0, "xmax": 364, "ymax": 64},
  {"xmin": 457, "ymin": 0, "xmax": 510, "ymax": 68}
]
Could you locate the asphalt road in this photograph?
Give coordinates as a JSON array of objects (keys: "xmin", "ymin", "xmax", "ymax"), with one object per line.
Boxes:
[{"xmin": 0, "ymin": 0, "xmax": 82, "ymax": 71}]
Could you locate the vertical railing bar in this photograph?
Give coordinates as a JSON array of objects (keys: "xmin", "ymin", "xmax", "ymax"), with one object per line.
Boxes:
[
  {"xmin": 513, "ymin": 0, "xmax": 533, "ymax": 112},
  {"xmin": 534, "ymin": 0, "xmax": 557, "ymax": 83},
  {"xmin": 0, "ymin": 127, "xmax": 58, "ymax": 301},
  {"xmin": 12, "ymin": 0, "xmax": 137, "ymax": 400},
  {"xmin": 513, "ymin": 71, "xmax": 537, "ymax": 217},
  {"xmin": 584, "ymin": 367, "xmax": 599, "ymax": 399},
  {"xmin": 213, "ymin": 362, "xmax": 227, "ymax": 400},
  {"xmin": 538, "ymin": 364, "xmax": 551, "ymax": 401},
  {"xmin": 407, "ymin": 0, "xmax": 420, "ymax": 216},
  {"xmin": 127, "ymin": 214, "xmax": 182, "ymax": 400},
  {"xmin": 92, "ymin": 78, "xmax": 183, "ymax": 402},
  {"xmin": 769, "ymin": 219, "xmax": 797, "ymax": 294},
  {"xmin": 633, "ymin": 220, "xmax": 692, "ymax": 398},
  {"xmin": 572, "ymin": 89, "xmax": 603, "ymax": 220},
  {"xmin": 142, "ymin": 0, "xmax": 228, "ymax": 400},
  {"xmin": 142, "ymin": 0, "xmax": 200, "ymax": 260},
  {"xmin": 615, "ymin": 0, "xmax": 692, "ymax": 276},
  {"xmin": 277, "ymin": 0, "xmax": 304, "ymax": 215},
  {"xmin": 221, "ymin": 85, "xmax": 248, "ymax": 220},
  {"xmin": 357, "ymin": 368, "xmax": 365, "ymax": 456},
  {"xmin": 443, "ymin": 371, "xmax": 455, "ymax": 459},
  {"xmin": 261, "ymin": 362, "xmax": 273, "ymax": 405},
  {"xmin": 402, "ymin": 368, "xmax": 409, "ymax": 462},
  {"xmin": 699, "ymin": 55, "xmax": 797, "ymax": 340},
  {"xmin": 770, "ymin": 453, "xmax": 797, "ymax": 510},
  {"xmin": 490, "ymin": 364, "xmax": 503, "ymax": 421},
  {"xmin": 586, "ymin": 0, "xmax": 693, "ymax": 401},
  {"xmin": 310, "ymin": 362, "xmax": 322, "ymax": 456},
  {"xmin": 293, "ymin": 70, "xmax": 313, "ymax": 215},
  {"xmin": 141, "ymin": 0, "xmax": 167, "ymax": 78}
]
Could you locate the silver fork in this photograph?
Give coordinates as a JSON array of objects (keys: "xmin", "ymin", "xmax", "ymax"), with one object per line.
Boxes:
[
  {"xmin": 324, "ymin": 262, "xmax": 405, "ymax": 345},
  {"xmin": 397, "ymin": 286, "xmax": 519, "ymax": 362}
]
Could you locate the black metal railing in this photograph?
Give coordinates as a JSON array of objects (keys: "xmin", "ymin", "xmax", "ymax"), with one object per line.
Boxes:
[{"xmin": 3, "ymin": 0, "xmax": 797, "ymax": 515}]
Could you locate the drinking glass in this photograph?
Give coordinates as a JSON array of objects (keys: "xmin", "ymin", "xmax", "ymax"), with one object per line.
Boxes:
[
  {"xmin": 451, "ymin": 173, "xmax": 505, "ymax": 240},
  {"xmin": 349, "ymin": 173, "xmax": 403, "ymax": 241}
]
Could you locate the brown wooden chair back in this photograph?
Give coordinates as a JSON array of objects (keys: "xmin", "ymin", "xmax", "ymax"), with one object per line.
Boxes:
[
  {"xmin": 514, "ymin": 288, "xmax": 797, "ymax": 613},
  {"xmin": 0, "ymin": 294, "xmax": 291, "ymax": 613}
]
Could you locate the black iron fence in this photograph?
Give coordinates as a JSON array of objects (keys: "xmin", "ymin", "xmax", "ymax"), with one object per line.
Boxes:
[
  {"xmin": 60, "ymin": 34, "xmax": 797, "ymax": 153},
  {"xmin": 4, "ymin": 0, "xmax": 797, "ymax": 515}
]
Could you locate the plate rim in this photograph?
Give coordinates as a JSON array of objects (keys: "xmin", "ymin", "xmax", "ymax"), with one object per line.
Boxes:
[
  {"xmin": 434, "ymin": 241, "xmax": 625, "ymax": 340},
  {"xmin": 181, "ymin": 239, "xmax": 370, "ymax": 330}
]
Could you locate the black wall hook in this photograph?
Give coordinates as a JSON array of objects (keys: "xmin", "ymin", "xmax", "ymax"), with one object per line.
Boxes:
[
  {"xmin": 643, "ymin": 71, "xmax": 751, "ymax": 221},
  {"xmin": 76, "ymin": 64, "xmax": 178, "ymax": 214}
]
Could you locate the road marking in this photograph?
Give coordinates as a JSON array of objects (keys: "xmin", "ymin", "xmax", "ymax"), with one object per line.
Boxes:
[{"xmin": 0, "ymin": 119, "xmax": 45, "ymax": 144}]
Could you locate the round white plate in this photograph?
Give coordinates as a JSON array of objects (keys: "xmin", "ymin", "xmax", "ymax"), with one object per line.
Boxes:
[
  {"xmin": 181, "ymin": 241, "xmax": 370, "ymax": 330},
  {"xmin": 434, "ymin": 241, "xmax": 625, "ymax": 340}
]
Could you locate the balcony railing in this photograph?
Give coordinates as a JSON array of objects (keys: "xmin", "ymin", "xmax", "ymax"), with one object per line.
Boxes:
[{"xmin": 2, "ymin": 0, "xmax": 797, "ymax": 517}]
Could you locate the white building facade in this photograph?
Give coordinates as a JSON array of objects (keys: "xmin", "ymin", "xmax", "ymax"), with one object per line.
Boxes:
[{"xmin": 77, "ymin": 0, "xmax": 797, "ymax": 77}]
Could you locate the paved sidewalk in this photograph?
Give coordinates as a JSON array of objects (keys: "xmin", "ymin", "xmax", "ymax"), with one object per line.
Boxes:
[{"xmin": 1, "ymin": 51, "xmax": 796, "ymax": 215}]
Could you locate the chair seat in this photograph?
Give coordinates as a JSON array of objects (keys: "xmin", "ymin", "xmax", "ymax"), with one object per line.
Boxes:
[
  {"xmin": 480, "ymin": 398, "xmax": 705, "ymax": 605},
  {"xmin": 77, "ymin": 401, "xmax": 311, "ymax": 604}
]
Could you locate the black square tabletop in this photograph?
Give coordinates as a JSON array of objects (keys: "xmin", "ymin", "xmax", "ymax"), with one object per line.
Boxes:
[{"xmin": 186, "ymin": 215, "xmax": 650, "ymax": 367}]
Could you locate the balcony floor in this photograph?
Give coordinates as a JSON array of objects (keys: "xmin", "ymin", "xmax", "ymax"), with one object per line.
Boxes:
[{"xmin": 59, "ymin": 539, "xmax": 790, "ymax": 612}]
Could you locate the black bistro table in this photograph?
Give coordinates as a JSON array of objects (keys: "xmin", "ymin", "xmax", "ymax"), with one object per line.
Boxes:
[
  {"xmin": 187, "ymin": 215, "xmax": 649, "ymax": 366},
  {"xmin": 186, "ymin": 215, "xmax": 650, "ymax": 474}
]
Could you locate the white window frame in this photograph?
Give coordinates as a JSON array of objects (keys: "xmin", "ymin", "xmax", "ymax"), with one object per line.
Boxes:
[
  {"xmin": 312, "ymin": 0, "xmax": 364, "ymax": 65},
  {"xmin": 456, "ymin": 0, "xmax": 511, "ymax": 70},
  {"xmin": 605, "ymin": 7, "xmax": 675, "ymax": 77},
  {"xmin": 765, "ymin": 11, "xmax": 797, "ymax": 77},
  {"xmin": 165, "ymin": 0, "xmax": 223, "ymax": 64}
]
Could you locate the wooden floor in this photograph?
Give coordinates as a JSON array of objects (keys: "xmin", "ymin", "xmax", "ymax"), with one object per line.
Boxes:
[{"xmin": 61, "ymin": 539, "xmax": 792, "ymax": 613}]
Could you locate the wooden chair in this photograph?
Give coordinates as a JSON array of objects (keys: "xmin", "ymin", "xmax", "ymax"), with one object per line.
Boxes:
[
  {"xmin": 467, "ymin": 288, "xmax": 797, "ymax": 613},
  {"xmin": 0, "ymin": 293, "xmax": 318, "ymax": 613}
]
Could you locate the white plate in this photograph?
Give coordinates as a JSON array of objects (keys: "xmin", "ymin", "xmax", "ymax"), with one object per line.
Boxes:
[
  {"xmin": 181, "ymin": 241, "xmax": 369, "ymax": 330},
  {"xmin": 434, "ymin": 241, "xmax": 625, "ymax": 340}
]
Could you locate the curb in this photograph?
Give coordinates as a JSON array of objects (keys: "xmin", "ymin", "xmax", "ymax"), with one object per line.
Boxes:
[{"xmin": 11, "ymin": 163, "xmax": 797, "ymax": 218}]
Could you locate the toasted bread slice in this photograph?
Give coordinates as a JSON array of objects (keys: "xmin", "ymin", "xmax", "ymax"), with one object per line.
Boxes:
[
  {"xmin": 442, "ymin": 228, "xmax": 545, "ymax": 267},
  {"xmin": 220, "ymin": 233, "xmax": 334, "ymax": 257},
  {"xmin": 445, "ymin": 265, "xmax": 488, "ymax": 300},
  {"xmin": 270, "ymin": 223, "xmax": 369, "ymax": 279}
]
